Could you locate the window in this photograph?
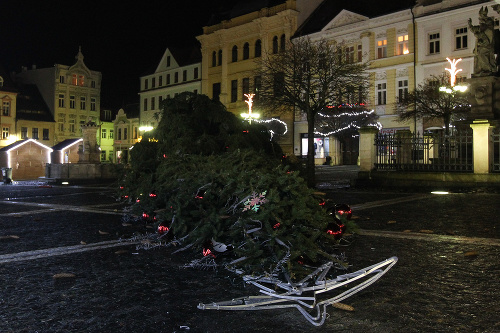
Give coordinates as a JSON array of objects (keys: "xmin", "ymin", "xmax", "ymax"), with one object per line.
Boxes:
[
  {"xmin": 377, "ymin": 83, "xmax": 387, "ymax": 105},
  {"xmin": 159, "ymin": 75, "xmax": 163, "ymax": 86},
  {"xmin": 151, "ymin": 97, "xmax": 155, "ymax": 110},
  {"xmin": 152, "ymin": 77, "xmax": 156, "ymax": 88},
  {"xmin": 218, "ymin": 50, "xmax": 222, "ymax": 66},
  {"xmin": 59, "ymin": 76, "xmax": 65, "ymax": 83},
  {"xmin": 243, "ymin": 43, "xmax": 250, "ymax": 60},
  {"xmin": 58, "ymin": 94, "xmax": 65, "ymax": 108},
  {"xmin": 273, "ymin": 72, "xmax": 284, "ymax": 97},
  {"xmin": 91, "ymin": 97, "xmax": 96, "ymax": 111},
  {"xmin": 0, "ymin": 76, "xmax": 3, "ymax": 87},
  {"xmin": 43, "ymin": 128, "xmax": 49, "ymax": 140},
  {"xmin": 91, "ymin": 80, "xmax": 96, "ymax": 88},
  {"xmin": 232, "ymin": 45, "xmax": 238, "ymax": 62},
  {"xmin": 273, "ymin": 36, "xmax": 279, "ymax": 54},
  {"xmin": 255, "ymin": 40, "xmax": 262, "ymax": 57},
  {"xmin": 174, "ymin": 72, "xmax": 178, "ymax": 83},
  {"xmin": 134, "ymin": 127, "xmax": 138, "ymax": 139},
  {"xmin": 254, "ymin": 76, "xmax": 261, "ymax": 100},
  {"xmin": 102, "ymin": 129, "xmax": 107, "ymax": 138},
  {"xmin": 143, "ymin": 98, "xmax": 148, "ymax": 111},
  {"xmin": 357, "ymin": 45, "xmax": 363, "ymax": 62},
  {"xmin": 80, "ymin": 97, "xmax": 86, "ymax": 110},
  {"xmin": 377, "ymin": 39, "xmax": 387, "ymax": 58},
  {"xmin": 429, "ymin": 32, "xmax": 440, "ymax": 54},
  {"xmin": 124, "ymin": 127, "xmax": 128, "ymax": 140},
  {"xmin": 212, "ymin": 51, "xmax": 217, "ymax": 67},
  {"xmin": 397, "ymin": 34, "xmax": 409, "ymax": 55},
  {"xmin": 398, "ymin": 79, "xmax": 408, "ymax": 102},
  {"xmin": 345, "ymin": 46, "xmax": 355, "ymax": 64},
  {"xmin": 32, "ymin": 128, "xmax": 39, "ymax": 139},
  {"xmin": 21, "ymin": 127, "xmax": 28, "ymax": 139},
  {"xmin": 144, "ymin": 79, "xmax": 149, "ymax": 90},
  {"xmin": 455, "ymin": 27, "xmax": 468, "ymax": 50},
  {"xmin": 2, "ymin": 127, "xmax": 9, "ymax": 139},
  {"xmin": 79, "ymin": 75, "xmax": 84, "ymax": 86},
  {"xmin": 73, "ymin": 74, "xmax": 84, "ymax": 86},
  {"xmin": 159, "ymin": 96, "xmax": 163, "ymax": 105},
  {"xmin": 166, "ymin": 74, "xmax": 170, "ymax": 85},
  {"xmin": 183, "ymin": 70, "xmax": 187, "ymax": 81},
  {"xmin": 72, "ymin": 74, "xmax": 77, "ymax": 85},
  {"xmin": 70, "ymin": 95, "xmax": 76, "ymax": 109},
  {"xmin": 213, "ymin": 83, "xmax": 221, "ymax": 101},
  {"xmin": 194, "ymin": 68, "xmax": 199, "ymax": 79},
  {"xmin": 101, "ymin": 150, "xmax": 106, "ymax": 161},
  {"xmin": 231, "ymin": 79, "xmax": 238, "ymax": 103},
  {"xmin": 58, "ymin": 119, "xmax": 64, "ymax": 132},
  {"xmin": 280, "ymin": 34, "xmax": 286, "ymax": 52},
  {"xmin": 109, "ymin": 129, "xmax": 114, "ymax": 139},
  {"xmin": 69, "ymin": 120, "xmax": 75, "ymax": 133},
  {"xmin": 2, "ymin": 101, "xmax": 10, "ymax": 116},
  {"xmin": 117, "ymin": 128, "xmax": 122, "ymax": 140},
  {"xmin": 242, "ymin": 78, "xmax": 250, "ymax": 100},
  {"xmin": 167, "ymin": 56, "xmax": 171, "ymax": 67}
]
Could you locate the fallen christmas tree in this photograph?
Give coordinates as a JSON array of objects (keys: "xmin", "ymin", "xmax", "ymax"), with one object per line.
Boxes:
[{"xmin": 120, "ymin": 92, "xmax": 355, "ymax": 280}]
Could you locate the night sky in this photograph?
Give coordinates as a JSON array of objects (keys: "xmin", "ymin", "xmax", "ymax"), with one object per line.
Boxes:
[{"xmin": 1, "ymin": 0, "xmax": 239, "ymax": 109}]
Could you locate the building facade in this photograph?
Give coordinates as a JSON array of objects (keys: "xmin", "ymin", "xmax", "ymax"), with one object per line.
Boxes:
[
  {"xmin": 15, "ymin": 48, "xmax": 102, "ymax": 144},
  {"xmin": 139, "ymin": 46, "xmax": 202, "ymax": 137},
  {"xmin": 196, "ymin": 0, "xmax": 323, "ymax": 154},
  {"xmin": 113, "ymin": 106, "xmax": 140, "ymax": 164},
  {"xmin": 0, "ymin": 65, "xmax": 18, "ymax": 148}
]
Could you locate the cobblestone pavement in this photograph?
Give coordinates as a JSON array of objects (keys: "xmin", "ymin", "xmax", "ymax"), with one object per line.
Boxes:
[{"xmin": 0, "ymin": 175, "xmax": 499, "ymax": 332}]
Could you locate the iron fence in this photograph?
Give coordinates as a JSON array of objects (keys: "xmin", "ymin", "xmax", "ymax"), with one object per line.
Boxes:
[{"xmin": 375, "ymin": 129, "xmax": 473, "ymax": 172}]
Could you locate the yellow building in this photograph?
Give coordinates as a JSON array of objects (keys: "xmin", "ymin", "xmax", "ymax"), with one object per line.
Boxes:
[
  {"xmin": 197, "ymin": 0, "xmax": 323, "ymax": 154},
  {"xmin": 0, "ymin": 64, "xmax": 18, "ymax": 148},
  {"xmin": 113, "ymin": 105, "xmax": 140, "ymax": 164},
  {"xmin": 15, "ymin": 47, "xmax": 101, "ymax": 144}
]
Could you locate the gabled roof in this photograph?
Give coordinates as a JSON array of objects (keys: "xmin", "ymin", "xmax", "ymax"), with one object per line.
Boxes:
[
  {"xmin": 0, "ymin": 139, "xmax": 53, "ymax": 152},
  {"xmin": 154, "ymin": 44, "xmax": 202, "ymax": 73},
  {"xmin": 51, "ymin": 138, "xmax": 82, "ymax": 151},
  {"xmin": 16, "ymin": 84, "xmax": 55, "ymax": 122},
  {"xmin": 295, "ymin": 0, "xmax": 415, "ymax": 37}
]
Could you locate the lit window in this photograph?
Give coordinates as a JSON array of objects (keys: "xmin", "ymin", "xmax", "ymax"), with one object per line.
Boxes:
[
  {"xmin": 377, "ymin": 39, "xmax": 387, "ymax": 59},
  {"xmin": 397, "ymin": 35, "xmax": 409, "ymax": 55},
  {"xmin": 455, "ymin": 27, "xmax": 468, "ymax": 50},
  {"xmin": 377, "ymin": 82, "xmax": 387, "ymax": 105},
  {"xmin": 429, "ymin": 32, "xmax": 440, "ymax": 54},
  {"xmin": 72, "ymin": 74, "xmax": 77, "ymax": 85},
  {"xmin": 79, "ymin": 75, "xmax": 84, "ymax": 86}
]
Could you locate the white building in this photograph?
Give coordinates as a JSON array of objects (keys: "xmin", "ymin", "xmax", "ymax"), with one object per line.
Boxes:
[{"xmin": 138, "ymin": 45, "xmax": 202, "ymax": 135}]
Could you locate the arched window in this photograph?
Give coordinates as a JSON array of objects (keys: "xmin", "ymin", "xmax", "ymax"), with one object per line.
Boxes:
[
  {"xmin": 232, "ymin": 45, "xmax": 238, "ymax": 62},
  {"xmin": 280, "ymin": 34, "xmax": 286, "ymax": 52},
  {"xmin": 212, "ymin": 51, "xmax": 217, "ymax": 67},
  {"xmin": 255, "ymin": 40, "xmax": 262, "ymax": 57},
  {"xmin": 0, "ymin": 76, "xmax": 4, "ymax": 87},
  {"xmin": 218, "ymin": 50, "xmax": 222, "ymax": 66},
  {"xmin": 243, "ymin": 42, "xmax": 250, "ymax": 60},
  {"xmin": 272, "ymin": 36, "xmax": 279, "ymax": 54}
]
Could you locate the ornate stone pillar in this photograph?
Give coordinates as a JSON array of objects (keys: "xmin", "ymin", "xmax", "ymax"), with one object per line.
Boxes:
[
  {"xmin": 469, "ymin": 119, "xmax": 492, "ymax": 173},
  {"xmin": 78, "ymin": 121, "xmax": 101, "ymax": 163}
]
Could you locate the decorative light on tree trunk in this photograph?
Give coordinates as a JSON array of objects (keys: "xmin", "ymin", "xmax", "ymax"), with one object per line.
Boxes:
[
  {"xmin": 445, "ymin": 57, "xmax": 462, "ymax": 87},
  {"xmin": 241, "ymin": 93, "xmax": 260, "ymax": 123}
]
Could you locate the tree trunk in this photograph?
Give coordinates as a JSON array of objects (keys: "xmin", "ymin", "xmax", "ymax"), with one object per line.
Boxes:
[{"xmin": 306, "ymin": 111, "xmax": 316, "ymax": 187}]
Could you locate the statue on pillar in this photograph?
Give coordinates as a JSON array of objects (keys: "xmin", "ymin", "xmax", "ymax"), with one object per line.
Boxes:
[{"xmin": 468, "ymin": 6, "xmax": 496, "ymax": 77}]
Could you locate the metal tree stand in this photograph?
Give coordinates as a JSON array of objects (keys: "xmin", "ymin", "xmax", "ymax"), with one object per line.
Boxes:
[{"xmin": 198, "ymin": 256, "xmax": 398, "ymax": 326}]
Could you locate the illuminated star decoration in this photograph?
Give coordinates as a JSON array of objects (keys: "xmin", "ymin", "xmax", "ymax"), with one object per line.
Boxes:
[
  {"xmin": 445, "ymin": 57, "xmax": 462, "ymax": 87},
  {"xmin": 242, "ymin": 191, "xmax": 268, "ymax": 212}
]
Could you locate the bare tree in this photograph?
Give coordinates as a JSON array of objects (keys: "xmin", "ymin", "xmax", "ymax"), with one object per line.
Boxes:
[
  {"xmin": 255, "ymin": 37, "xmax": 368, "ymax": 187},
  {"xmin": 395, "ymin": 73, "xmax": 471, "ymax": 135}
]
